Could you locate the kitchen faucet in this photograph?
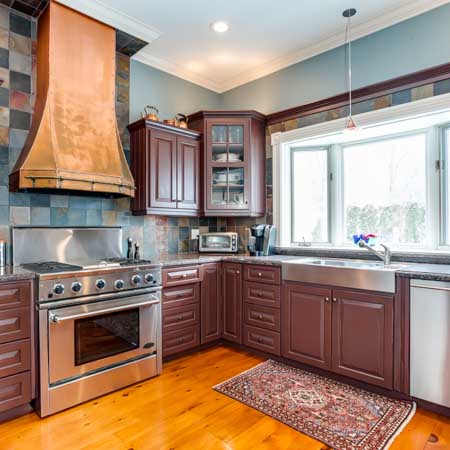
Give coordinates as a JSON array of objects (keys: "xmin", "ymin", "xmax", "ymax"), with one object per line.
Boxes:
[{"xmin": 358, "ymin": 240, "xmax": 392, "ymax": 266}]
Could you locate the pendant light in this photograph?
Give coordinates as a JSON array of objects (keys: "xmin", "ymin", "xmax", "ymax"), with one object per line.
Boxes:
[{"xmin": 343, "ymin": 8, "xmax": 359, "ymax": 134}]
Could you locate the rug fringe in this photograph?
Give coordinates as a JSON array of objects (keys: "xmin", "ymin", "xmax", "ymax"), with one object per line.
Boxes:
[{"xmin": 382, "ymin": 402, "xmax": 416, "ymax": 450}]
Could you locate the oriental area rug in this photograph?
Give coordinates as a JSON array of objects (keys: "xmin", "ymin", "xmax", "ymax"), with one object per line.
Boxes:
[{"xmin": 214, "ymin": 360, "xmax": 415, "ymax": 450}]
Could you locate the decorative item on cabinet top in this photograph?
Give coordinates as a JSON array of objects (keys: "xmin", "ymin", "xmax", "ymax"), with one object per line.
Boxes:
[{"xmin": 141, "ymin": 105, "xmax": 160, "ymax": 121}]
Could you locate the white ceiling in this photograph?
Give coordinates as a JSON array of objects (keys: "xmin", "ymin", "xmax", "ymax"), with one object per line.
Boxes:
[{"xmin": 60, "ymin": 0, "xmax": 450, "ymax": 93}]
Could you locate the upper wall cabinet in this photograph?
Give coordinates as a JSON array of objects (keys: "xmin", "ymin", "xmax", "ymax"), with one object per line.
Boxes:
[
  {"xmin": 128, "ymin": 119, "xmax": 201, "ymax": 216},
  {"xmin": 189, "ymin": 111, "xmax": 266, "ymax": 217}
]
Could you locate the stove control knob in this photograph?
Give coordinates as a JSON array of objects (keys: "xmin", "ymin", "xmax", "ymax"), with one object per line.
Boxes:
[
  {"xmin": 71, "ymin": 282, "xmax": 83, "ymax": 293},
  {"xmin": 115, "ymin": 280, "xmax": 124, "ymax": 290},
  {"xmin": 144, "ymin": 273, "xmax": 154, "ymax": 284},
  {"xmin": 96, "ymin": 279, "xmax": 106, "ymax": 290},
  {"xmin": 131, "ymin": 275, "xmax": 142, "ymax": 285},
  {"xmin": 53, "ymin": 284, "xmax": 65, "ymax": 295}
]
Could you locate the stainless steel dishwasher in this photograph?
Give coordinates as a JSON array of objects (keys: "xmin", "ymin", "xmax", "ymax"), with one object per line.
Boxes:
[{"xmin": 410, "ymin": 279, "xmax": 450, "ymax": 407}]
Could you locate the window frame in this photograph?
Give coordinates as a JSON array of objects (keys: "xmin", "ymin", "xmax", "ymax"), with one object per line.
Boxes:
[{"xmin": 271, "ymin": 94, "xmax": 450, "ymax": 252}]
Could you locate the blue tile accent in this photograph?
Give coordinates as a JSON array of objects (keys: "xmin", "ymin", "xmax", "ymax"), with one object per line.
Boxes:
[
  {"xmin": 0, "ymin": 206, "xmax": 9, "ymax": 225},
  {"xmin": 179, "ymin": 226, "xmax": 189, "ymax": 240},
  {"xmin": 50, "ymin": 195, "xmax": 69, "ymax": 208},
  {"xmin": 50, "ymin": 207, "xmax": 69, "ymax": 226},
  {"xmin": 31, "ymin": 207, "xmax": 50, "ymax": 225},
  {"xmin": 168, "ymin": 217, "xmax": 178, "ymax": 226},
  {"xmin": 0, "ymin": 186, "xmax": 8, "ymax": 205},
  {"xmin": 86, "ymin": 209, "xmax": 103, "ymax": 226},
  {"xmin": 67, "ymin": 209, "xmax": 87, "ymax": 226},
  {"xmin": 392, "ymin": 89, "xmax": 412, "ymax": 105},
  {"xmin": 9, "ymin": 129, "xmax": 28, "ymax": 148},
  {"xmin": 101, "ymin": 198, "xmax": 116, "ymax": 210},
  {"xmin": 117, "ymin": 210, "xmax": 130, "ymax": 226},
  {"xmin": 434, "ymin": 79, "xmax": 450, "ymax": 96},
  {"xmin": 9, "ymin": 191, "xmax": 30, "ymax": 206},
  {"xmin": 30, "ymin": 193, "xmax": 50, "ymax": 207}
]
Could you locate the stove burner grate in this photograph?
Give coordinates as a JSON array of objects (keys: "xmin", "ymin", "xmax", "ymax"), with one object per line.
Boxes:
[{"xmin": 21, "ymin": 261, "xmax": 83, "ymax": 274}]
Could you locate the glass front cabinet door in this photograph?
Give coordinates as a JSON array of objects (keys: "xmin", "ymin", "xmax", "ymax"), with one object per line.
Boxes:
[{"xmin": 189, "ymin": 111, "xmax": 266, "ymax": 217}]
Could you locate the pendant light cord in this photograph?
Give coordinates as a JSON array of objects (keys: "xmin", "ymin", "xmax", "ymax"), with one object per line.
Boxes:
[{"xmin": 346, "ymin": 14, "xmax": 353, "ymax": 119}]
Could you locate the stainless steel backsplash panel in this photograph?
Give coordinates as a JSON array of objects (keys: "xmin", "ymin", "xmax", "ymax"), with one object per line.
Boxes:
[{"xmin": 12, "ymin": 227, "xmax": 122, "ymax": 265}]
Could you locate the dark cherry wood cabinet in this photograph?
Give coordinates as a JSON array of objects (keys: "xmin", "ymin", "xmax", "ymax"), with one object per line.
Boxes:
[
  {"xmin": 201, "ymin": 263, "xmax": 222, "ymax": 344},
  {"xmin": 282, "ymin": 281, "xmax": 395, "ymax": 389},
  {"xmin": 282, "ymin": 282, "xmax": 332, "ymax": 370},
  {"xmin": 222, "ymin": 262, "xmax": 242, "ymax": 343},
  {"xmin": 188, "ymin": 110, "xmax": 266, "ymax": 217},
  {"xmin": 0, "ymin": 280, "xmax": 34, "ymax": 421},
  {"xmin": 332, "ymin": 289, "xmax": 394, "ymax": 389},
  {"xmin": 128, "ymin": 119, "xmax": 200, "ymax": 216}
]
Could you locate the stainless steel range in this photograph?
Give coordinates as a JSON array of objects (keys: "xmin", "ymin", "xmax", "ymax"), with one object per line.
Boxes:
[{"xmin": 13, "ymin": 227, "xmax": 162, "ymax": 417}]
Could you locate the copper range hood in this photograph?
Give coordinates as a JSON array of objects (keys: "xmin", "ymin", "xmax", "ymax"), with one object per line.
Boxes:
[{"xmin": 9, "ymin": 0, "xmax": 135, "ymax": 197}]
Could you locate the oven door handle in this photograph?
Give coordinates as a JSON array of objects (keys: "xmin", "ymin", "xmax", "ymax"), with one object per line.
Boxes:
[{"xmin": 49, "ymin": 295, "xmax": 159, "ymax": 324}]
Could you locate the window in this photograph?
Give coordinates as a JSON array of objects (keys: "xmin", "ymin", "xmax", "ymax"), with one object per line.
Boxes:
[
  {"xmin": 291, "ymin": 148, "xmax": 329, "ymax": 243},
  {"xmin": 275, "ymin": 110, "xmax": 450, "ymax": 250},
  {"xmin": 343, "ymin": 134, "xmax": 427, "ymax": 245}
]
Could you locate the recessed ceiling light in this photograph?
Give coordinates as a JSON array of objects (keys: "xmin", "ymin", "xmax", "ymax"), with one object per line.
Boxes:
[{"xmin": 211, "ymin": 21, "xmax": 229, "ymax": 33}]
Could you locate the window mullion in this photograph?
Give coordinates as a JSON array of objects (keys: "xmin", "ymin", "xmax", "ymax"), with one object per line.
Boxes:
[{"xmin": 330, "ymin": 144, "xmax": 343, "ymax": 245}]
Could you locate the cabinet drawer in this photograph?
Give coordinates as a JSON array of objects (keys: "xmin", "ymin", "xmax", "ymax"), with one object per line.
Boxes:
[
  {"xmin": 244, "ymin": 303, "xmax": 280, "ymax": 332},
  {"xmin": 243, "ymin": 325, "xmax": 280, "ymax": 356},
  {"xmin": 163, "ymin": 303, "xmax": 200, "ymax": 333},
  {"xmin": 244, "ymin": 265, "xmax": 280, "ymax": 285},
  {"xmin": 243, "ymin": 281, "xmax": 280, "ymax": 308},
  {"xmin": 0, "ymin": 372, "xmax": 31, "ymax": 413},
  {"xmin": 0, "ymin": 282, "xmax": 31, "ymax": 310},
  {"xmin": 0, "ymin": 339, "xmax": 31, "ymax": 378},
  {"xmin": 162, "ymin": 266, "xmax": 201, "ymax": 287},
  {"xmin": 162, "ymin": 284, "xmax": 200, "ymax": 310},
  {"xmin": 162, "ymin": 325, "xmax": 200, "ymax": 357},
  {"xmin": 0, "ymin": 308, "xmax": 30, "ymax": 344}
]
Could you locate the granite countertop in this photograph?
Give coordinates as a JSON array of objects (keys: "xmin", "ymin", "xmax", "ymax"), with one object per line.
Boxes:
[
  {"xmin": 0, "ymin": 266, "xmax": 36, "ymax": 282},
  {"xmin": 396, "ymin": 263, "xmax": 450, "ymax": 282},
  {"xmin": 157, "ymin": 253, "xmax": 301, "ymax": 268}
]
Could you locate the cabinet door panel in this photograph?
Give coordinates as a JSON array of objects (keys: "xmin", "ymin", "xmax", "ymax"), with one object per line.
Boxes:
[
  {"xmin": 150, "ymin": 130, "xmax": 177, "ymax": 209},
  {"xmin": 282, "ymin": 283, "xmax": 332, "ymax": 370},
  {"xmin": 332, "ymin": 289, "xmax": 394, "ymax": 389},
  {"xmin": 177, "ymin": 137, "xmax": 199, "ymax": 211},
  {"xmin": 222, "ymin": 263, "xmax": 242, "ymax": 343},
  {"xmin": 201, "ymin": 264, "xmax": 222, "ymax": 344}
]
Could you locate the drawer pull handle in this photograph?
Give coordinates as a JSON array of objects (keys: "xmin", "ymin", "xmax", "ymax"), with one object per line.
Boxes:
[
  {"xmin": 258, "ymin": 272, "xmax": 262, "ymax": 277},
  {"xmin": 258, "ymin": 315, "xmax": 263, "ymax": 320},
  {"xmin": 257, "ymin": 337, "xmax": 263, "ymax": 343},
  {"xmin": 257, "ymin": 292, "xmax": 263, "ymax": 297},
  {"xmin": 182, "ymin": 274, "xmax": 187, "ymax": 278},
  {"xmin": 177, "ymin": 316, "xmax": 184, "ymax": 321},
  {"xmin": 176, "ymin": 337, "xmax": 183, "ymax": 343}
]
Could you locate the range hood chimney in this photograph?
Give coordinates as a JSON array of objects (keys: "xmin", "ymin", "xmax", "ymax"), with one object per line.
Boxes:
[{"xmin": 9, "ymin": 0, "xmax": 135, "ymax": 197}]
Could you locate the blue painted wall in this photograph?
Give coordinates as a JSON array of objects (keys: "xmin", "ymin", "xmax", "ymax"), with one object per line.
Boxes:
[
  {"xmin": 130, "ymin": 60, "xmax": 221, "ymax": 123},
  {"xmin": 220, "ymin": 3, "xmax": 450, "ymax": 114}
]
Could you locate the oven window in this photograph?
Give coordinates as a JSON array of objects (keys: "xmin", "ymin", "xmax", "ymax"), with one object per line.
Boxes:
[
  {"xmin": 201, "ymin": 235, "xmax": 230, "ymax": 249},
  {"xmin": 74, "ymin": 309, "xmax": 140, "ymax": 365}
]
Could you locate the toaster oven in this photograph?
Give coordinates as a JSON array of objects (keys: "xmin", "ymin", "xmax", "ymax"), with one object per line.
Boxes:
[{"xmin": 199, "ymin": 232, "xmax": 238, "ymax": 253}]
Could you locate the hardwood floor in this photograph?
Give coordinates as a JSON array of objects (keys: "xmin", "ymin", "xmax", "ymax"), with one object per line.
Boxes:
[{"xmin": 1, "ymin": 345, "xmax": 449, "ymax": 450}]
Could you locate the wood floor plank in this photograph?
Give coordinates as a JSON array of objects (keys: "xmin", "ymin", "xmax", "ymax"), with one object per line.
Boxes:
[{"xmin": 0, "ymin": 345, "xmax": 448, "ymax": 450}]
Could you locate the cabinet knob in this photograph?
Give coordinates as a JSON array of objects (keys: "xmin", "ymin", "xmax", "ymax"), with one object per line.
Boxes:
[
  {"xmin": 178, "ymin": 316, "xmax": 183, "ymax": 321},
  {"xmin": 182, "ymin": 274, "xmax": 187, "ymax": 278},
  {"xmin": 257, "ymin": 292, "xmax": 263, "ymax": 297},
  {"xmin": 257, "ymin": 337, "xmax": 263, "ymax": 343},
  {"xmin": 332, "ymin": 298, "xmax": 337, "ymax": 303},
  {"xmin": 176, "ymin": 337, "xmax": 183, "ymax": 343},
  {"xmin": 236, "ymin": 270, "xmax": 240, "ymax": 275},
  {"xmin": 325, "ymin": 297, "xmax": 330, "ymax": 302},
  {"xmin": 258, "ymin": 315, "xmax": 263, "ymax": 320}
]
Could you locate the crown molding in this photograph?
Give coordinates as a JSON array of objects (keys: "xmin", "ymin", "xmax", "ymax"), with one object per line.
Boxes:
[
  {"xmin": 132, "ymin": 48, "xmax": 223, "ymax": 93},
  {"xmin": 219, "ymin": 0, "xmax": 450, "ymax": 93},
  {"xmin": 55, "ymin": 0, "xmax": 161, "ymax": 43}
]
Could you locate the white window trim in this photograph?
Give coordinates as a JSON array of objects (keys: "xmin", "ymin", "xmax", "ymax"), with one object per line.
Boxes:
[{"xmin": 272, "ymin": 92, "xmax": 450, "ymax": 250}]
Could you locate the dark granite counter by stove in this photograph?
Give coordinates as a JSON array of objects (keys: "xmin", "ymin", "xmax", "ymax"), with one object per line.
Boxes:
[
  {"xmin": 396, "ymin": 264, "xmax": 450, "ymax": 282},
  {"xmin": 0, "ymin": 266, "xmax": 36, "ymax": 282}
]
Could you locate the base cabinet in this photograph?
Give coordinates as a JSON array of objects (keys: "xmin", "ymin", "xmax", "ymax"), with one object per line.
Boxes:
[
  {"xmin": 282, "ymin": 282, "xmax": 394, "ymax": 389},
  {"xmin": 332, "ymin": 289, "xmax": 394, "ymax": 389},
  {"xmin": 222, "ymin": 263, "xmax": 242, "ymax": 344},
  {"xmin": 282, "ymin": 283, "xmax": 332, "ymax": 370},
  {"xmin": 201, "ymin": 264, "xmax": 222, "ymax": 344}
]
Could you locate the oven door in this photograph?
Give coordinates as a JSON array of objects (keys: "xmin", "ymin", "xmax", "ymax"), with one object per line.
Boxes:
[{"xmin": 47, "ymin": 291, "xmax": 160, "ymax": 385}]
